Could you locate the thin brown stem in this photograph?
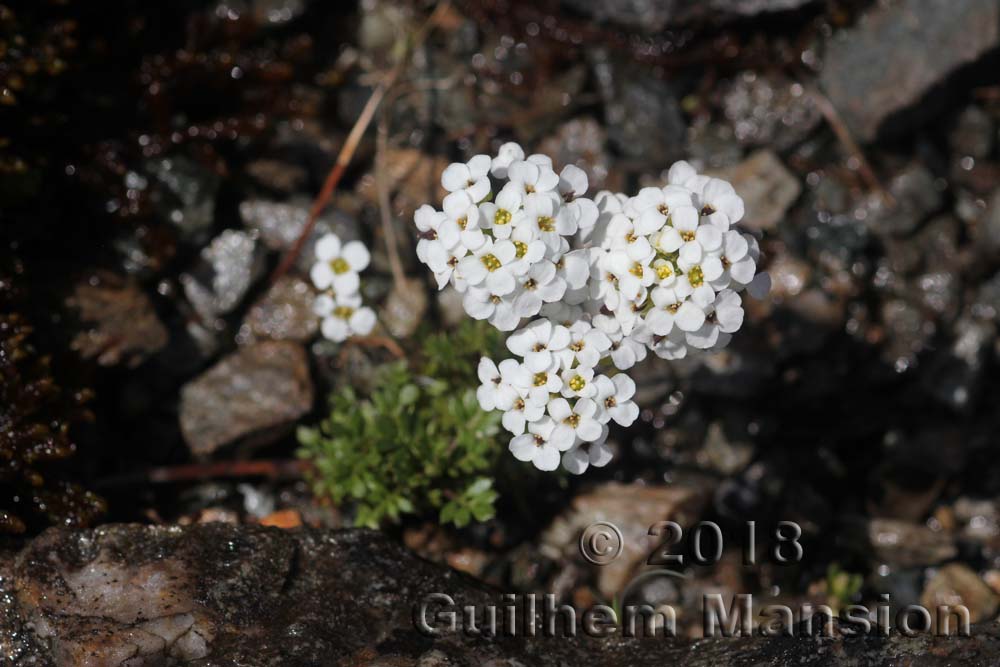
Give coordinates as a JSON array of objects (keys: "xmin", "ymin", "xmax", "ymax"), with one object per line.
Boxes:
[{"xmin": 269, "ymin": 1, "xmax": 452, "ymax": 284}]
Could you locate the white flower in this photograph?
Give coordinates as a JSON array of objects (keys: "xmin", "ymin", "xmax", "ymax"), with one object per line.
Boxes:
[
  {"xmin": 441, "ymin": 154, "xmax": 492, "ymax": 203},
  {"xmin": 476, "ymin": 357, "xmax": 528, "ymax": 411},
  {"xmin": 318, "ymin": 293, "xmax": 376, "ymax": 342},
  {"xmin": 633, "ymin": 185, "xmax": 697, "ymax": 235},
  {"xmin": 718, "ymin": 230, "xmax": 756, "ymax": 287},
  {"xmin": 604, "ymin": 248, "xmax": 654, "ymax": 302},
  {"xmin": 507, "ymin": 159, "xmax": 560, "ymax": 197},
  {"xmin": 441, "ymin": 191, "xmax": 486, "ymax": 250},
  {"xmin": 651, "ymin": 328, "xmax": 689, "ymax": 360},
  {"xmin": 514, "ymin": 193, "xmax": 576, "ymax": 251},
  {"xmin": 561, "ymin": 439, "xmax": 614, "ymax": 475},
  {"xmin": 509, "ymin": 416, "xmax": 561, "ymax": 471},
  {"xmin": 524, "ymin": 368, "xmax": 562, "ymax": 406},
  {"xmin": 605, "ymin": 329, "xmax": 648, "ymax": 370},
  {"xmin": 457, "ymin": 238, "xmax": 526, "ymax": 296},
  {"xmin": 480, "ymin": 183, "xmax": 523, "ymax": 239},
  {"xmin": 593, "ymin": 374, "xmax": 639, "ymax": 426},
  {"xmin": 502, "ymin": 394, "xmax": 546, "ymax": 436},
  {"xmin": 696, "ymin": 177, "xmax": 744, "ymax": 222},
  {"xmin": 559, "ymin": 365, "xmax": 597, "ymax": 399},
  {"xmin": 557, "ymin": 321, "xmax": 612, "ymax": 368},
  {"xmin": 547, "ymin": 397, "xmax": 603, "ymax": 448},
  {"xmin": 604, "ymin": 213, "xmax": 653, "ymax": 261},
  {"xmin": 310, "ymin": 233, "xmax": 370, "ymax": 294},
  {"xmin": 491, "ymin": 141, "xmax": 525, "ymax": 178},
  {"xmin": 667, "ymin": 160, "xmax": 698, "ymax": 187},
  {"xmin": 506, "ymin": 319, "xmax": 571, "ymax": 372},
  {"xmin": 423, "ymin": 237, "xmax": 469, "ymax": 290},
  {"xmin": 462, "ymin": 287, "xmax": 520, "ymax": 331},
  {"xmin": 685, "ymin": 289, "xmax": 744, "ymax": 350},
  {"xmin": 513, "ymin": 260, "xmax": 566, "ymax": 318}
]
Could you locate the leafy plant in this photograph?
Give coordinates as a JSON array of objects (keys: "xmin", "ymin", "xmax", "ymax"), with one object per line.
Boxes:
[
  {"xmin": 298, "ymin": 320, "xmax": 507, "ymax": 528},
  {"xmin": 824, "ymin": 563, "xmax": 863, "ymax": 613}
]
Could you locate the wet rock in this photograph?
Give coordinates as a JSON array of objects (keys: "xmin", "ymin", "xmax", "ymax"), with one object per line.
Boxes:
[
  {"xmin": 684, "ymin": 120, "xmax": 745, "ymax": 171},
  {"xmin": 181, "ymin": 229, "xmax": 263, "ymax": 322},
  {"xmin": 915, "ymin": 271, "xmax": 960, "ymax": 321},
  {"xmin": 147, "ymin": 156, "xmax": 220, "ymax": 244},
  {"xmin": 5, "ymin": 525, "xmax": 1000, "ymax": 666},
  {"xmin": 972, "ymin": 269, "xmax": 1000, "ymax": 321},
  {"xmin": 867, "ymin": 518, "xmax": 957, "ymax": 569},
  {"xmin": 819, "ymin": 0, "xmax": 1000, "ymax": 141},
  {"xmin": 699, "ymin": 421, "xmax": 755, "ymax": 476},
  {"xmin": 179, "ymin": 341, "xmax": 313, "ymax": 456},
  {"xmin": 540, "ymin": 479, "xmax": 712, "ymax": 599},
  {"xmin": 596, "ymin": 58, "xmax": 685, "ymax": 166},
  {"xmin": 983, "ymin": 189, "xmax": 1000, "ymax": 252},
  {"xmin": 380, "ymin": 277, "xmax": 428, "ymax": 339},
  {"xmin": 240, "ymin": 276, "xmax": 318, "ymax": 343},
  {"xmin": 922, "ymin": 563, "xmax": 999, "ymax": 623},
  {"xmin": 707, "ymin": 150, "xmax": 801, "ymax": 231},
  {"xmin": 721, "ymin": 72, "xmax": 820, "ymax": 149},
  {"xmin": 561, "ymin": 0, "xmax": 815, "ymax": 31},
  {"xmin": 866, "ymin": 164, "xmax": 942, "ymax": 238},
  {"xmin": 922, "ymin": 316, "xmax": 994, "ymax": 412},
  {"xmin": 66, "ymin": 275, "xmax": 168, "ymax": 368},
  {"xmin": 950, "ymin": 106, "xmax": 995, "ymax": 159},
  {"xmin": 538, "ymin": 117, "xmax": 612, "ymax": 191},
  {"xmin": 880, "ymin": 298, "xmax": 934, "ymax": 372},
  {"xmin": 239, "ymin": 198, "xmax": 359, "ymax": 271}
]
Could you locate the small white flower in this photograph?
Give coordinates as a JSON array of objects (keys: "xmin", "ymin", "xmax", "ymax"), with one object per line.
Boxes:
[
  {"xmin": 547, "ymin": 397, "xmax": 603, "ymax": 448},
  {"xmin": 441, "ymin": 154, "xmax": 492, "ymax": 203},
  {"xmin": 310, "ymin": 233, "xmax": 370, "ymax": 294},
  {"xmin": 513, "ymin": 260, "xmax": 566, "ymax": 318},
  {"xmin": 506, "ymin": 319, "xmax": 571, "ymax": 372},
  {"xmin": 476, "ymin": 357, "xmax": 528, "ymax": 411},
  {"xmin": 559, "ymin": 365, "xmax": 597, "ymax": 399},
  {"xmin": 696, "ymin": 177, "xmax": 744, "ymax": 223},
  {"xmin": 480, "ymin": 183, "xmax": 524, "ymax": 239},
  {"xmin": 457, "ymin": 238, "xmax": 526, "ymax": 296},
  {"xmin": 593, "ymin": 374, "xmax": 639, "ymax": 426},
  {"xmin": 685, "ymin": 289, "xmax": 744, "ymax": 350},
  {"xmin": 491, "ymin": 141, "xmax": 526, "ymax": 178},
  {"xmin": 318, "ymin": 293, "xmax": 376, "ymax": 342},
  {"xmin": 557, "ymin": 321, "xmax": 612, "ymax": 368},
  {"xmin": 507, "ymin": 159, "xmax": 560, "ymax": 197},
  {"xmin": 604, "ymin": 213, "xmax": 653, "ymax": 261},
  {"xmin": 502, "ymin": 394, "xmax": 546, "ymax": 435},
  {"xmin": 514, "ymin": 193, "xmax": 576, "ymax": 251},
  {"xmin": 509, "ymin": 416, "xmax": 561, "ymax": 471},
  {"xmin": 667, "ymin": 160, "xmax": 698, "ymax": 187},
  {"xmin": 462, "ymin": 287, "xmax": 521, "ymax": 331},
  {"xmin": 561, "ymin": 438, "xmax": 614, "ymax": 475},
  {"xmin": 633, "ymin": 185, "xmax": 697, "ymax": 235},
  {"xmin": 423, "ymin": 237, "xmax": 469, "ymax": 290},
  {"xmin": 604, "ymin": 248, "xmax": 655, "ymax": 302}
]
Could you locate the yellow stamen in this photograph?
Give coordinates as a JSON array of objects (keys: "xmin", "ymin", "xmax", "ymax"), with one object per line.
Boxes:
[
  {"xmin": 537, "ymin": 216, "xmax": 555, "ymax": 232},
  {"xmin": 330, "ymin": 258, "xmax": 350, "ymax": 274},
  {"xmin": 568, "ymin": 375, "xmax": 586, "ymax": 392},
  {"xmin": 533, "ymin": 372, "xmax": 548, "ymax": 387},
  {"xmin": 494, "ymin": 209, "xmax": 512, "ymax": 226},
  {"xmin": 333, "ymin": 305, "xmax": 354, "ymax": 319},
  {"xmin": 481, "ymin": 254, "xmax": 502, "ymax": 272},
  {"xmin": 514, "ymin": 241, "xmax": 528, "ymax": 258},
  {"xmin": 688, "ymin": 265, "xmax": 704, "ymax": 287}
]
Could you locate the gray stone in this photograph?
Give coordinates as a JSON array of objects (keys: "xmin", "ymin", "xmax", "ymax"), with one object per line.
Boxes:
[
  {"xmin": 868, "ymin": 518, "xmax": 957, "ymax": 569},
  {"xmin": 380, "ymin": 278, "xmax": 428, "ymax": 339},
  {"xmin": 721, "ymin": 72, "xmax": 821, "ymax": 149},
  {"xmin": 239, "ymin": 198, "xmax": 359, "ymax": 272},
  {"xmin": 819, "ymin": 0, "xmax": 1000, "ymax": 141},
  {"xmin": 562, "ymin": 0, "xmax": 815, "ymax": 31},
  {"xmin": 179, "ymin": 341, "xmax": 313, "ymax": 455},
  {"xmin": 6, "ymin": 525, "xmax": 1000, "ymax": 666},
  {"xmin": 922, "ymin": 563, "xmax": 999, "ymax": 624},
  {"xmin": 240, "ymin": 277, "xmax": 319, "ymax": 343},
  {"xmin": 866, "ymin": 164, "xmax": 942, "ymax": 238},
  {"xmin": 181, "ymin": 229, "xmax": 263, "ymax": 322},
  {"xmin": 707, "ymin": 150, "xmax": 801, "ymax": 231},
  {"xmin": 950, "ymin": 106, "xmax": 995, "ymax": 159},
  {"xmin": 984, "ymin": 189, "xmax": 1000, "ymax": 252},
  {"xmin": 147, "ymin": 156, "xmax": 219, "ymax": 243}
]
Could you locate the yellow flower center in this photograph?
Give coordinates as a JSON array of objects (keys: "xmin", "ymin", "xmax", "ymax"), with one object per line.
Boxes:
[
  {"xmin": 604, "ymin": 396, "xmax": 617, "ymax": 408},
  {"xmin": 333, "ymin": 305, "xmax": 354, "ymax": 319},
  {"xmin": 494, "ymin": 209, "xmax": 512, "ymax": 226},
  {"xmin": 655, "ymin": 263, "xmax": 673, "ymax": 280},
  {"xmin": 490, "ymin": 295, "xmax": 502, "ymax": 304},
  {"xmin": 569, "ymin": 375, "xmax": 586, "ymax": 392},
  {"xmin": 624, "ymin": 232, "xmax": 637, "ymax": 244},
  {"xmin": 514, "ymin": 241, "xmax": 528, "ymax": 258},
  {"xmin": 525, "ymin": 184, "xmax": 536, "ymax": 194},
  {"xmin": 537, "ymin": 216, "xmax": 555, "ymax": 232},
  {"xmin": 570, "ymin": 341, "xmax": 585, "ymax": 352},
  {"xmin": 481, "ymin": 254, "xmax": 502, "ymax": 272},
  {"xmin": 457, "ymin": 216, "xmax": 468, "ymax": 230},
  {"xmin": 657, "ymin": 204, "xmax": 669, "ymax": 216},
  {"xmin": 514, "ymin": 398, "xmax": 525, "ymax": 410},
  {"xmin": 680, "ymin": 230, "xmax": 695, "ymax": 242},
  {"xmin": 330, "ymin": 258, "xmax": 350, "ymax": 274},
  {"xmin": 533, "ymin": 372, "xmax": 548, "ymax": 387},
  {"xmin": 667, "ymin": 303, "xmax": 680, "ymax": 314},
  {"xmin": 629, "ymin": 262, "xmax": 644, "ymax": 278},
  {"xmin": 688, "ymin": 265, "xmax": 704, "ymax": 287},
  {"xmin": 564, "ymin": 414, "xmax": 580, "ymax": 428}
]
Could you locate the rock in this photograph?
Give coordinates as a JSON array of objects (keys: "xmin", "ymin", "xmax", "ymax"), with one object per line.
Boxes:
[
  {"xmin": 950, "ymin": 106, "xmax": 995, "ymax": 159},
  {"xmin": 867, "ymin": 518, "xmax": 957, "ymax": 569},
  {"xmin": 561, "ymin": 0, "xmax": 815, "ymax": 31},
  {"xmin": 819, "ymin": 0, "xmax": 1000, "ymax": 141},
  {"xmin": 922, "ymin": 316, "xmax": 994, "ymax": 412},
  {"xmin": 721, "ymin": 72, "xmax": 820, "ymax": 149},
  {"xmin": 699, "ymin": 421, "xmax": 754, "ymax": 476},
  {"xmin": 983, "ymin": 189, "xmax": 1000, "ymax": 252},
  {"xmin": 146, "ymin": 156, "xmax": 220, "ymax": 243},
  {"xmin": 66, "ymin": 275, "xmax": 168, "ymax": 368},
  {"xmin": 380, "ymin": 277, "xmax": 429, "ymax": 339},
  {"xmin": 922, "ymin": 563, "xmax": 999, "ymax": 624},
  {"xmin": 240, "ymin": 276, "xmax": 318, "ymax": 343},
  {"xmin": 880, "ymin": 298, "xmax": 934, "ymax": 372},
  {"xmin": 538, "ymin": 117, "xmax": 612, "ymax": 191},
  {"xmin": 866, "ymin": 164, "xmax": 942, "ymax": 238},
  {"xmin": 707, "ymin": 150, "xmax": 801, "ymax": 231},
  {"xmin": 245, "ymin": 158, "xmax": 309, "ymax": 193},
  {"xmin": 540, "ymin": 480, "xmax": 712, "ymax": 599},
  {"xmin": 239, "ymin": 198, "xmax": 359, "ymax": 271},
  {"xmin": 179, "ymin": 341, "xmax": 313, "ymax": 456},
  {"xmin": 6, "ymin": 525, "xmax": 1000, "ymax": 666},
  {"xmin": 181, "ymin": 229, "xmax": 263, "ymax": 322},
  {"xmin": 596, "ymin": 58, "xmax": 686, "ymax": 166}
]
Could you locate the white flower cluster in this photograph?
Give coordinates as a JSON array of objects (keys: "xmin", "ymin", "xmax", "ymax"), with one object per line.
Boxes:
[
  {"xmin": 310, "ymin": 233, "xmax": 376, "ymax": 342},
  {"xmin": 414, "ymin": 143, "xmax": 770, "ymax": 473}
]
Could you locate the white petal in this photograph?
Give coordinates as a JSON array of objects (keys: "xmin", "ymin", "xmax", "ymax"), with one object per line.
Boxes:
[
  {"xmin": 314, "ymin": 234, "xmax": 341, "ymax": 261},
  {"xmin": 342, "ymin": 241, "xmax": 370, "ymax": 271},
  {"xmin": 674, "ymin": 301, "xmax": 706, "ymax": 332},
  {"xmin": 509, "ymin": 434, "xmax": 537, "ymax": 461}
]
